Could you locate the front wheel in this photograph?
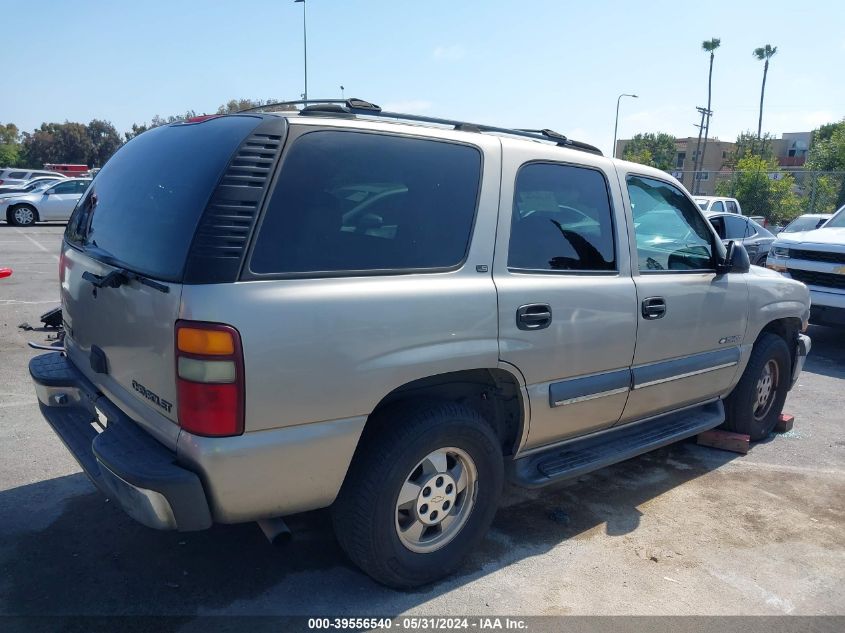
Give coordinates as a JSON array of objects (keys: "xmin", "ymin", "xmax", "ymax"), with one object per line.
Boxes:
[
  {"xmin": 8, "ymin": 205, "xmax": 37, "ymax": 227},
  {"xmin": 332, "ymin": 401, "xmax": 503, "ymax": 588},
  {"xmin": 723, "ymin": 333, "xmax": 791, "ymax": 440}
]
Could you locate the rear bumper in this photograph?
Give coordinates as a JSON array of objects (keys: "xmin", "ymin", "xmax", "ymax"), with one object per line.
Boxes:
[
  {"xmin": 791, "ymin": 333, "xmax": 811, "ymax": 389},
  {"xmin": 29, "ymin": 352, "xmax": 212, "ymax": 531}
]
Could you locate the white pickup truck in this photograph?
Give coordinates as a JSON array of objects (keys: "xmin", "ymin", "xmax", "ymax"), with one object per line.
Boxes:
[
  {"xmin": 767, "ymin": 204, "xmax": 845, "ymax": 328},
  {"xmin": 695, "ymin": 196, "xmax": 742, "ymax": 215}
]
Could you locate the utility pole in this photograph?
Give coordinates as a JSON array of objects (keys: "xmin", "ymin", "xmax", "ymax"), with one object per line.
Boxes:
[{"xmin": 691, "ymin": 106, "xmax": 712, "ymax": 194}]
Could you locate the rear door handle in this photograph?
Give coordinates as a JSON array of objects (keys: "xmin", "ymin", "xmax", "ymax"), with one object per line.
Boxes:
[
  {"xmin": 516, "ymin": 304, "xmax": 553, "ymax": 330},
  {"xmin": 641, "ymin": 297, "xmax": 666, "ymax": 320}
]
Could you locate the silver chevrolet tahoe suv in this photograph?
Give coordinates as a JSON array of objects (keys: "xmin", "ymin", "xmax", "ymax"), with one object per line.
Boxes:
[{"xmin": 30, "ymin": 100, "xmax": 812, "ymax": 588}]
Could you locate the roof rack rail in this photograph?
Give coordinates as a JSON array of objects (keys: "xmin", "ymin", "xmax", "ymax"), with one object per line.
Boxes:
[{"xmin": 238, "ymin": 98, "xmax": 603, "ymax": 156}]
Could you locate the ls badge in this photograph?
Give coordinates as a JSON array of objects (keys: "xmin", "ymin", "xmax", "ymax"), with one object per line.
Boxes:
[{"xmin": 719, "ymin": 335, "xmax": 741, "ymax": 345}]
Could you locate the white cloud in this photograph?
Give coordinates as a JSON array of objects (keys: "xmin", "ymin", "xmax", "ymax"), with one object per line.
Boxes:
[
  {"xmin": 381, "ymin": 100, "xmax": 433, "ymax": 114},
  {"xmin": 433, "ymin": 45, "xmax": 466, "ymax": 61}
]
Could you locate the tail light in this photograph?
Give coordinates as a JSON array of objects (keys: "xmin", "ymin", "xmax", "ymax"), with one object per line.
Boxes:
[{"xmin": 175, "ymin": 320, "xmax": 244, "ymax": 437}]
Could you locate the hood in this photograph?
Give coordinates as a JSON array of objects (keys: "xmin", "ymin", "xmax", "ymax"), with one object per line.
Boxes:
[{"xmin": 774, "ymin": 227, "xmax": 845, "ymax": 249}]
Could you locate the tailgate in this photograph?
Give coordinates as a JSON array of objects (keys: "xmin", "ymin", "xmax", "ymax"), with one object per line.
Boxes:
[
  {"xmin": 62, "ymin": 245, "xmax": 183, "ymax": 426},
  {"xmin": 56, "ymin": 114, "xmax": 274, "ymax": 437}
]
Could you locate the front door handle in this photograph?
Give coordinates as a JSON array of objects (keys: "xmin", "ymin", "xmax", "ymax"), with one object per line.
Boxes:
[
  {"xmin": 517, "ymin": 304, "xmax": 552, "ymax": 330},
  {"xmin": 641, "ymin": 297, "xmax": 666, "ymax": 320}
]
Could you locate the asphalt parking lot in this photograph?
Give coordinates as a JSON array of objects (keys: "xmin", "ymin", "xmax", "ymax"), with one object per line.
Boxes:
[{"xmin": 1, "ymin": 223, "xmax": 843, "ymax": 619}]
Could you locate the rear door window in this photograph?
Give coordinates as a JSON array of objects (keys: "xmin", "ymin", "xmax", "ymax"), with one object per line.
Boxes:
[
  {"xmin": 65, "ymin": 115, "xmax": 262, "ymax": 281},
  {"xmin": 249, "ymin": 130, "xmax": 481, "ymax": 275},
  {"xmin": 508, "ymin": 162, "xmax": 616, "ymax": 271}
]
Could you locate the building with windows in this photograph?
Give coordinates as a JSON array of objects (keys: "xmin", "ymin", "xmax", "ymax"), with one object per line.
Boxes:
[{"xmin": 614, "ymin": 131, "xmax": 812, "ymax": 196}]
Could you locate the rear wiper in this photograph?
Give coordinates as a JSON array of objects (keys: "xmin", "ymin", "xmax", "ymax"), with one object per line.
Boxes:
[{"xmin": 82, "ymin": 269, "xmax": 170, "ymax": 294}]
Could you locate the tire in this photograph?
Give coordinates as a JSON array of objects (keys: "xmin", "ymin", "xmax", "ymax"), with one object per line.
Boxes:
[
  {"xmin": 756, "ymin": 255, "xmax": 768, "ymax": 267},
  {"xmin": 8, "ymin": 205, "xmax": 37, "ymax": 227},
  {"xmin": 723, "ymin": 333, "xmax": 791, "ymax": 440},
  {"xmin": 332, "ymin": 400, "xmax": 503, "ymax": 588}
]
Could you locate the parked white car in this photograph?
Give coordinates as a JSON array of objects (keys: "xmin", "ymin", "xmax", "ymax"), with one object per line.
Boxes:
[
  {"xmin": 0, "ymin": 168, "xmax": 67, "ymax": 187},
  {"xmin": 1, "ymin": 178, "xmax": 91, "ymax": 226},
  {"xmin": 767, "ymin": 204, "xmax": 845, "ymax": 327},
  {"xmin": 694, "ymin": 195, "xmax": 742, "ymax": 215}
]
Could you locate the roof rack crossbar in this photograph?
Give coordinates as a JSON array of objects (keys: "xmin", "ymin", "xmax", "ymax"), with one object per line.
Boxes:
[{"xmin": 238, "ymin": 98, "xmax": 603, "ymax": 156}]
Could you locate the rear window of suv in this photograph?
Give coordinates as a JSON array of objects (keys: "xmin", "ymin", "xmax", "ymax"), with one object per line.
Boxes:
[
  {"xmin": 65, "ymin": 115, "xmax": 262, "ymax": 281},
  {"xmin": 249, "ymin": 130, "xmax": 481, "ymax": 276}
]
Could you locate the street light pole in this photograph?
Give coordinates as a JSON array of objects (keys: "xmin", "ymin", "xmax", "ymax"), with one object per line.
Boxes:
[
  {"xmin": 294, "ymin": 0, "xmax": 307, "ymax": 100},
  {"xmin": 613, "ymin": 93, "xmax": 638, "ymax": 158}
]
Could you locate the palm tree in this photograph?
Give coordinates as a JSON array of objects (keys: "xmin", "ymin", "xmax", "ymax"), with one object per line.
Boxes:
[
  {"xmin": 693, "ymin": 38, "xmax": 721, "ymax": 194},
  {"xmin": 754, "ymin": 45, "xmax": 778, "ymax": 142}
]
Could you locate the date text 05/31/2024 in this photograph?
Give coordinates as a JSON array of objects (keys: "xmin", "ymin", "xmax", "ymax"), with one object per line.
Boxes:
[{"xmin": 307, "ymin": 617, "xmax": 528, "ymax": 630}]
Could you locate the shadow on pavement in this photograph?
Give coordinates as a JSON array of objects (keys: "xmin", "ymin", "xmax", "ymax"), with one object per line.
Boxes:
[
  {"xmin": 803, "ymin": 325, "xmax": 845, "ymax": 380},
  {"xmin": 0, "ymin": 441, "xmax": 737, "ymax": 617}
]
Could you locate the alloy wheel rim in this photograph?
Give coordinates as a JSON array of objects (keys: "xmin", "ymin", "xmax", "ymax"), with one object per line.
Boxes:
[
  {"xmin": 753, "ymin": 359, "xmax": 779, "ymax": 420},
  {"xmin": 395, "ymin": 446, "xmax": 477, "ymax": 553},
  {"xmin": 14, "ymin": 207, "xmax": 34, "ymax": 224}
]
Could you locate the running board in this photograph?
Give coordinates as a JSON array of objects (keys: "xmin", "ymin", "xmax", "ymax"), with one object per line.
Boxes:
[{"xmin": 509, "ymin": 401, "xmax": 725, "ymax": 488}]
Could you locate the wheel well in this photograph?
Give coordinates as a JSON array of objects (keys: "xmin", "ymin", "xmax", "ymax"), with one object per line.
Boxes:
[
  {"xmin": 759, "ymin": 317, "xmax": 800, "ymax": 364},
  {"xmin": 368, "ymin": 369, "xmax": 525, "ymax": 457}
]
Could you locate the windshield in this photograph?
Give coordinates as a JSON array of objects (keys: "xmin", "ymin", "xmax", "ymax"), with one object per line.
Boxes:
[
  {"xmin": 782, "ymin": 215, "xmax": 830, "ymax": 233},
  {"xmin": 826, "ymin": 206, "xmax": 845, "ymax": 228}
]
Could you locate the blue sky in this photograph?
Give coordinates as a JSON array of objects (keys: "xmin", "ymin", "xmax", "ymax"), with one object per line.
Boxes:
[{"xmin": 4, "ymin": 0, "xmax": 843, "ymax": 154}]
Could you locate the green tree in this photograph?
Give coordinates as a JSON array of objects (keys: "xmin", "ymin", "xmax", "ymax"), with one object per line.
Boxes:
[
  {"xmin": 21, "ymin": 122, "xmax": 93, "ymax": 167},
  {"xmin": 753, "ymin": 44, "xmax": 778, "ymax": 140},
  {"xmin": 86, "ymin": 119, "xmax": 122, "ymax": 167},
  {"xmin": 693, "ymin": 38, "xmax": 721, "ymax": 194},
  {"xmin": 724, "ymin": 130, "xmax": 775, "ymax": 168},
  {"xmin": 716, "ymin": 155, "xmax": 800, "ymax": 224},
  {"xmin": 621, "ymin": 132, "xmax": 676, "ymax": 171},
  {"xmin": 805, "ymin": 118, "xmax": 845, "ymax": 210},
  {"xmin": 0, "ymin": 122, "xmax": 21, "ymax": 166}
]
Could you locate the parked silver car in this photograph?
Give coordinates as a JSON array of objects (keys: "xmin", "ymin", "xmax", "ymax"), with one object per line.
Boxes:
[
  {"xmin": 30, "ymin": 102, "xmax": 811, "ymax": 588},
  {"xmin": 2, "ymin": 178, "xmax": 91, "ymax": 226},
  {"xmin": 706, "ymin": 212, "xmax": 776, "ymax": 266},
  {"xmin": 0, "ymin": 176, "xmax": 64, "ymax": 198},
  {"xmin": 0, "ymin": 167, "xmax": 67, "ymax": 187}
]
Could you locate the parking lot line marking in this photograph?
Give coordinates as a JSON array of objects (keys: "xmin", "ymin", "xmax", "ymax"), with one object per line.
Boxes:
[
  {"xmin": 0, "ymin": 299, "xmax": 59, "ymax": 304},
  {"xmin": 14, "ymin": 228, "xmax": 60, "ymax": 262}
]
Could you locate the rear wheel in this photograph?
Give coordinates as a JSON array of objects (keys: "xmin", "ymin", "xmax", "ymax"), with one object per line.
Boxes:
[
  {"xmin": 723, "ymin": 333, "xmax": 791, "ymax": 440},
  {"xmin": 8, "ymin": 205, "xmax": 37, "ymax": 227},
  {"xmin": 332, "ymin": 401, "xmax": 503, "ymax": 588}
]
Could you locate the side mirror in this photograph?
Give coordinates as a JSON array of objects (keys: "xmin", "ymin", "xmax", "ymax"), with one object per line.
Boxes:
[{"xmin": 716, "ymin": 240, "xmax": 750, "ymax": 274}]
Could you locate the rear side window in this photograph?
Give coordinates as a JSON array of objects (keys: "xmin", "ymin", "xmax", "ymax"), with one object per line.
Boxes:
[
  {"xmin": 508, "ymin": 163, "xmax": 616, "ymax": 271},
  {"xmin": 66, "ymin": 115, "xmax": 261, "ymax": 281},
  {"xmin": 725, "ymin": 200, "xmax": 739, "ymax": 213},
  {"xmin": 8, "ymin": 171, "xmax": 26, "ymax": 179},
  {"xmin": 249, "ymin": 131, "xmax": 481, "ymax": 275}
]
